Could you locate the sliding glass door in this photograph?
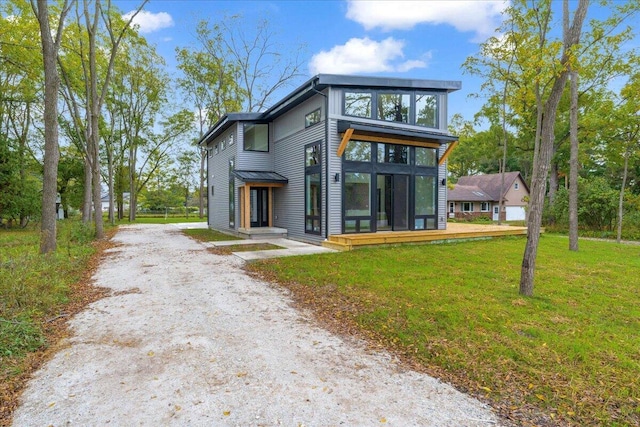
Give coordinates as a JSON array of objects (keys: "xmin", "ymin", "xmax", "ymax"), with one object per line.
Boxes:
[{"xmin": 376, "ymin": 174, "xmax": 409, "ymax": 231}]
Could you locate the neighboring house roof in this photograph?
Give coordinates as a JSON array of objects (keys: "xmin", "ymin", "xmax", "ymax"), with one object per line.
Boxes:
[
  {"xmin": 447, "ymin": 185, "xmax": 492, "ymax": 202},
  {"xmin": 455, "ymin": 172, "xmax": 528, "ymax": 201},
  {"xmin": 198, "ymin": 74, "xmax": 462, "ymax": 146},
  {"xmin": 233, "ymin": 170, "xmax": 288, "ymax": 184}
]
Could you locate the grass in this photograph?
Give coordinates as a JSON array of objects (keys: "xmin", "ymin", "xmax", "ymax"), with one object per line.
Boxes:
[
  {"xmin": 182, "ymin": 228, "xmax": 243, "ymax": 242},
  {"xmin": 0, "ymin": 221, "xmax": 96, "ymax": 359},
  {"xmin": 0, "ymin": 221, "xmax": 98, "ymax": 374},
  {"xmin": 247, "ymin": 235, "xmax": 640, "ymax": 426}
]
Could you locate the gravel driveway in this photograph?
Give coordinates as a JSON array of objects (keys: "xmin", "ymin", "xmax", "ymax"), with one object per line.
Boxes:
[{"xmin": 13, "ymin": 224, "xmax": 502, "ymax": 426}]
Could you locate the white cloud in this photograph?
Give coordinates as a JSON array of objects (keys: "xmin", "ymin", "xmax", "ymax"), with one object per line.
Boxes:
[
  {"xmin": 309, "ymin": 37, "xmax": 427, "ymax": 75},
  {"xmin": 122, "ymin": 10, "xmax": 174, "ymax": 34},
  {"xmin": 346, "ymin": 0, "xmax": 508, "ymax": 42}
]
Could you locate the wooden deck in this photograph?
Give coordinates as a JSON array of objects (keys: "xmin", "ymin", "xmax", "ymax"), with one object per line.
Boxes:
[{"xmin": 322, "ymin": 223, "xmax": 529, "ymax": 251}]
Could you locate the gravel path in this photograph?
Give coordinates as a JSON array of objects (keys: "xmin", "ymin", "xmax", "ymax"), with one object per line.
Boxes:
[{"xmin": 13, "ymin": 224, "xmax": 502, "ymax": 426}]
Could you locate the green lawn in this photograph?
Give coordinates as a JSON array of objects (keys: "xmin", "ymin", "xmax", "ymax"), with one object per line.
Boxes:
[
  {"xmin": 247, "ymin": 235, "xmax": 640, "ymax": 426},
  {"xmin": 182, "ymin": 228, "xmax": 243, "ymax": 242},
  {"xmin": 0, "ymin": 221, "xmax": 97, "ymax": 372}
]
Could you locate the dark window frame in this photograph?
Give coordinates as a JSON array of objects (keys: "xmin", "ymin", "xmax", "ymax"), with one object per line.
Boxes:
[
  {"xmin": 304, "ymin": 141, "xmax": 322, "ymax": 235},
  {"xmin": 342, "ymin": 89, "xmax": 440, "ymax": 129},
  {"xmin": 243, "ymin": 123, "xmax": 269, "ymax": 152},
  {"xmin": 305, "ymin": 108, "xmax": 321, "ymax": 128}
]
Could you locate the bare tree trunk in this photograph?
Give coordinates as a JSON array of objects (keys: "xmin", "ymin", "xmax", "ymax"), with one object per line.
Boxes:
[
  {"xmin": 82, "ymin": 157, "xmax": 92, "ymax": 222},
  {"xmin": 520, "ymin": 0, "xmax": 589, "ymax": 297},
  {"xmin": 617, "ymin": 148, "xmax": 629, "ymax": 243},
  {"xmin": 32, "ymin": 0, "xmax": 69, "ymax": 254},
  {"xmin": 568, "ymin": 69, "xmax": 579, "ymax": 251},
  {"xmin": 548, "ymin": 162, "xmax": 559, "ymax": 207}
]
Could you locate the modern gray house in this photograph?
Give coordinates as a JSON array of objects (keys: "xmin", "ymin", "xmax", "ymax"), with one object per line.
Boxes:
[{"xmin": 198, "ymin": 74, "xmax": 461, "ymax": 244}]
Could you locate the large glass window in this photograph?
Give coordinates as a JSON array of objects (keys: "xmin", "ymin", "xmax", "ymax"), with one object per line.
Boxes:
[
  {"xmin": 244, "ymin": 123, "xmax": 268, "ymax": 152},
  {"xmin": 344, "ymin": 92, "xmax": 372, "ymax": 118},
  {"xmin": 305, "ymin": 142, "xmax": 321, "ymax": 234},
  {"xmin": 415, "ymin": 147, "xmax": 437, "ymax": 166},
  {"xmin": 416, "ymin": 93, "xmax": 438, "ymax": 128},
  {"xmin": 377, "ymin": 93, "xmax": 410, "ymax": 123},
  {"xmin": 229, "ymin": 157, "xmax": 235, "ymax": 227},
  {"xmin": 344, "ymin": 172, "xmax": 372, "ymax": 233},
  {"xmin": 344, "ymin": 140, "xmax": 371, "ymax": 162},
  {"xmin": 377, "ymin": 143, "xmax": 408, "ymax": 164}
]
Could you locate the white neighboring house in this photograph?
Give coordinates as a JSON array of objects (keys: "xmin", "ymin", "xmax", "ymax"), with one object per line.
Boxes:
[
  {"xmin": 447, "ymin": 172, "xmax": 529, "ymax": 221},
  {"xmin": 101, "ymin": 193, "xmax": 130, "ymax": 212}
]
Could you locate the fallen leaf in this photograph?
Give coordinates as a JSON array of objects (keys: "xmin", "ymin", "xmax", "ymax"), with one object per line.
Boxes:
[
  {"xmin": 223, "ymin": 411, "xmax": 231, "ymax": 416},
  {"xmin": 147, "ymin": 350, "xmax": 154, "ymax": 357}
]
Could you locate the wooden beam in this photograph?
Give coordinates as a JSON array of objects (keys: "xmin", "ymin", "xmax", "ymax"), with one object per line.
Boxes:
[
  {"xmin": 239, "ymin": 187, "xmax": 245, "ymax": 228},
  {"xmin": 349, "ymin": 133, "xmax": 441, "ymax": 149},
  {"xmin": 438, "ymin": 140, "xmax": 459, "ymax": 166},
  {"xmin": 268, "ymin": 188, "xmax": 274, "ymax": 226},
  {"xmin": 336, "ymin": 128, "xmax": 354, "ymax": 157},
  {"xmin": 243, "ymin": 185, "xmax": 251, "ymax": 229}
]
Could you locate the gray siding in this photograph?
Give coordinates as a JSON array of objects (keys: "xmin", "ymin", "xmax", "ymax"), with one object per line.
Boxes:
[
  {"xmin": 273, "ymin": 118, "xmax": 325, "ymax": 244},
  {"xmin": 273, "ymin": 97, "xmax": 324, "ymax": 141},
  {"xmin": 236, "ymin": 122, "xmax": 275, "ymax": 171},
  {"xmin": 207, "ymin": 124, "xmax": 240, "ymax": 233},
  {"xmin": 326, "ymin": 113, "xmax": 343, "ymax": 236}
]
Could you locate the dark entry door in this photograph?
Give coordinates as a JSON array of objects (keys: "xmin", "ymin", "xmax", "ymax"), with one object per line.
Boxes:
[
  {"xmin": 250, "ymin": 187, "xmax": 269, "ymax": 227},
  {"xmin": 376, "ymin": 174, "xmax": 409, "ymax": 231}
]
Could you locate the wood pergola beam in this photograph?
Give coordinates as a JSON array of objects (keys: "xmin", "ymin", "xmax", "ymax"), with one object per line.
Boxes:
[{"xmin": 438, "ymin": 140, "xmax": 458, "ymax": 166}]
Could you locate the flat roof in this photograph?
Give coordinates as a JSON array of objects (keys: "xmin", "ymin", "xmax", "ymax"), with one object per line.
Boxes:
[{"xmin": 198, "ymin": 74, "xmax": 462, "ymax": 146}]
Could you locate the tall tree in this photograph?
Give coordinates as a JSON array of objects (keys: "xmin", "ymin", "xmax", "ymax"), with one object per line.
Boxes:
[
  {"xmin": 520, "ymin": 0, "xmax": 589, "ymax": 296},
  {"xmin": 31, "ymin": 0, "xmax": 72, "ymax": 254}
]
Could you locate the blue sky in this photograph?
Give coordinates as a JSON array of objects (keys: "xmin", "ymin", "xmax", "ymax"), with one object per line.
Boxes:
[{"xmin": 115, "ymin": 0, "xmax": 638, "ymax": 124}]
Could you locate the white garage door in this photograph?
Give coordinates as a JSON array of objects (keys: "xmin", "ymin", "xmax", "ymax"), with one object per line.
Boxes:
[{"xmin": 505, "ymin": 206, "xmax": 526, "ymax": 221}]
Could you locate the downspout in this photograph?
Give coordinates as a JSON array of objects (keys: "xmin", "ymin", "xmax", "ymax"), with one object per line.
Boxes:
[{"xmin": 311, "ymin": 80, "xmax": 329, "ymax": 239}]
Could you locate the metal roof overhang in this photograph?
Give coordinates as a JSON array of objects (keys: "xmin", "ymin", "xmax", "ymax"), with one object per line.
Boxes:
[
  {"xmin": 336, "ymin": 121, "xmax": 459, "ymax": 165},
  {"xmin": 233, "ymin": 170, "xmax": 288, "ymax": 185}
]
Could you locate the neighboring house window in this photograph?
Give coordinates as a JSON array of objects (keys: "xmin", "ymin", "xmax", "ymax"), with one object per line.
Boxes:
[
  {"xmin": 221, "ymin": 137, "xmax": 226, "ymax": 151},
  {"xmin": 229, "ymin": 133, "xmax": 234, "ymax": 146},
  {"xmin": 305, "ymin": 108, "xmax": 321, "ymax": 128},
  {"xmin": 207, "ymin": 148, "xmax": 213, "ymax": 158},
  {"xmin": 449, "ymin": 202, "xmax": 454, "ymax": 213},
  {"xmin": 461, "ymin": 202, "xmax": 473, "ymax": 212},
  {"xmin": 214, "ymin": 143, "xmax": 219, "ymax": 155},
  {"xmin": 211, "ymin": 186, "xmax": 214, "ymax": 196},
  {"xmin": 244, "ymin": 123, "xmax": 268, "ymax": 152},
  {"xmin": 514, "ymin": 182, "xmax": 519, "ymax": 190},
  {"xmin": 344, "ymin": 91, "xmax": 372, "ymax": 118},
  {"xmin": 229, "ymin": 157, "xmax": 235, "ymax": 228},
  {"xmin": 305, "ymin": 142, "xmax": 322, "ymax": 234},
  {"xmin": 377, "ymin": 93, "xmax": 410, "ymax": 123},
  {"xmin": 481, "ymin": 202, "xmax": 490, "ymax": 212}
]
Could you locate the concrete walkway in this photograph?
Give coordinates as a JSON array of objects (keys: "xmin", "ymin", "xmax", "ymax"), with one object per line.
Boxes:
[
  {"xmin": 171, "ymin": 222, "xmax": 337, "ymax": 260},
  {"xmin": 208, "ymin": 238, "xmax": 337, "ymax": 260}
]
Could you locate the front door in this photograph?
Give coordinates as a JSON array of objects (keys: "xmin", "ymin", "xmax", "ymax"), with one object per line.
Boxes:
[
  {"xmin": 493, "ymin": 205, "xmax": 500, "ymax": 221},
  {"xmin": 250, "ymin": 187, "xmax": 269, "ymax": 227},
  {"xmin": 376, "ymin": 174, "xmax": 409, "ymax": 231}
]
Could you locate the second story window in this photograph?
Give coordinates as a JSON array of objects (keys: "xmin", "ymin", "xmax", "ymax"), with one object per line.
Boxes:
[
  {"xmin": 244, "ymin": 123, "xmax": 268, "ymax": 152},
  {"xmin": 377, "ymin": 93, "xmax": 410, "ymax": 123},
  {"xmin": 344, "ymin": 91, "xmax": 372, "ymax": 118}
]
